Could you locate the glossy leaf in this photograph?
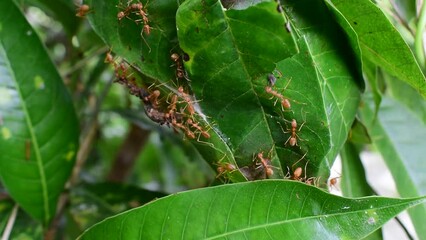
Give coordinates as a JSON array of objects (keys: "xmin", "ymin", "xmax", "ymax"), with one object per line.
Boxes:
[
  {"xmin": 339, "ymin": 142, "xmax": 383, "ymax": 240},
  {"xmin": 325, "ymin": 0, "xmax": 426, "ymax": 98},
  {"xmin": 359, "ymin": 95, "xmax": 426, "ymax": 238},
  {"xmin": 78, "ymin": 180, "xmax": 425, "ymax": 239},
  {"xmin": 0, "ymin": 0, "xmax": 79, "ymax": 225},
  {"xmin": 177, "ymin": 0, "xmax": 360, "ymax": 179},
  {"xmin": 281, "ymin": 0, "xmax": 362, "ymax": 175}
]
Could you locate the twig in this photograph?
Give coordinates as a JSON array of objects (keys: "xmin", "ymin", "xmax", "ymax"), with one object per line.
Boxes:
[{"xmin": 1, "ymin": 204, "xmax": 18, "ymax": 240}]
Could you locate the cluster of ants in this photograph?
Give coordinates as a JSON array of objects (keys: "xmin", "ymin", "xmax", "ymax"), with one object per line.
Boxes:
[
  {"xmin": 215, "ymin": 71, "xmax": 339, "ymax": 189},
  {"xmin": 216, "ymin": 151, "xmax": 339, "ymax": 189},
  {"xmin": 104, "ymin": 50, "xmax": 211, "ymax": 142},
  {"xmin": 81, "ymin": 0, "xmax": 338, "ymax": 190}
]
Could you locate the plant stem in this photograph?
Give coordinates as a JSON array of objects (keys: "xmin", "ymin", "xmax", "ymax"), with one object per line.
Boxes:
[
  {"xmin": 415, "ymin": 1, "xmax": 426, "ymax": 68},
  {"xmin": 1, "ymin": 204, "xmax": 18, "ymax": 240}
]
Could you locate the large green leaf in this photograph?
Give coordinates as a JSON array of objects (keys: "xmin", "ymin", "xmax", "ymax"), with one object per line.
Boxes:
[
  {"xmin": 325, "ymin": 0, "xmax": 426, "ymax": 98},
  {"xmin": 359, "ymin": 96, "xmax": 426, "ymax": 238},
  {"xmin": 78, "ymin": 180, "xmax": 426, "ymax": 239},
  {"xmin": 0, "ymin": 0, "xmax": 79, "ymax": 225},
  {"xmin": 177, "ymin": 0, "xmax": 360, "ymax": 179},
  {"xmin": 280, "ymin": 0, "xmax": 362, "ymax": 176},
  {"xmin": 340, "ymin": 142, "xmax": 383, "ymax": 240}
]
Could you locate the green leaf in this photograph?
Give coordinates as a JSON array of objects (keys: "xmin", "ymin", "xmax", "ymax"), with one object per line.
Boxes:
[
  {"xmin": 0, "ymin": 0, "xmax": 79, "ymax": 225},
  {"xmin": 18, "ymin": 0, "xmax": 80, "ymax": 36},
  {"xmin": 85, "ymin": 0, "xmax": 179, "ymax": 81},
  {"xmin": 280, "ymin": 0, "xmax": 362, "ymax": 176},
  {"xmin": 384, "ymin": 73, "xmax": 426, "ymax": 123},
  {"xmin": 359, "ymin": 95, "xmax": 426, "ymax": 238},
  {"xmin": 178, "ymin": 0, "xmax": 325, "ymax": 180},
  {"xmin": 340, "ymin": 142, "xmax": 375, "ymax": 198},
  {"xmin": 78, "ymin": 180, "xmax": 425, "ymax": 239},
  {"xmin": 70, "ymin": 182, "xmax": 166, "ymax": 231},
  {"xmin": 325, "ymin": 0, "xmax": 426, "ymax": 98},
  {"xmin": 340, "ymin": 142, "xmax": 383, "ymax": 240},
  {"xmin": 348, "ymin": 118, "xmax": 371, "ymax": 144}
]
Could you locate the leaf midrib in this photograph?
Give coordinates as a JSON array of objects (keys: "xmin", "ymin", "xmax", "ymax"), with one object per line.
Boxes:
[
  {"xmin": 0, "ymin": 43, "xmax": 50, "ymax": 223},
  {"xmin": 203, "ymin": 198, "xmax": 422, "ymax": 239}
]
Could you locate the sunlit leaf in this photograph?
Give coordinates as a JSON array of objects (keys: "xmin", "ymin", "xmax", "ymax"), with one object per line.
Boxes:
[{"xmin": 78, "ymin": 180, "xmax": 426, "ymax": 239}]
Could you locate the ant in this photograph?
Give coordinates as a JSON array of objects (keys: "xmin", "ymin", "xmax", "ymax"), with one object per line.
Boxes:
[
  {"xmin": 215, "ymin": 162, "xmax": 237, "ymax": 179},
  {"xmin": 76, "ymin": 4, "xmax": 91, "ymax": 17},
  {"xmin": 142, "ymin": 89, "xmax": 160, "ymax": 108},
  {"xmin": 265, "ymin": 86, "xmax": 291, "ymax": 110},
  {"xmin": 171, "ymin": 53, "xmax": 188, "ymax": 80},
  {"xmin": 282, "ymin": 119, "xmax": 305, "ymax": 147},
  {"xmin": 177, "ymin": 86, "xmax": 196, "ymax": 116},
  {"xmin": 290, "ymin": 152, "xmax": 308, "ymax": 181},
  {"xmin": 171, "ymin": 118, "xmax": 195, "ymax": 139},
  {"xmin": 256, "ymin": 152, "xmax": 274, "ymax": 178},
  {"xmin": 328, "ymin": 176, "xmax": 341, "ymax": 191},
  {"xmin": 186, "ymin": 119, "xmax": 210, "ymax": 139}
]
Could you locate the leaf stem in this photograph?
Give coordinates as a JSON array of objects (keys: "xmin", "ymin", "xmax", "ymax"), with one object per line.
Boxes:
[
  {"xmin": 415, "ymin": 1, "xmax": 426, "ymax": 68},
  {"xmin": 1, "ymin": 204, "xmax": 18, "ymax": 240}
]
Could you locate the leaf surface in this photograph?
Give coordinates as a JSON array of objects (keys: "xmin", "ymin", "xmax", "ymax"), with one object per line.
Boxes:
[
  {"xmin": 325, "ymin": 0, "xmax": 426, "ymax": 98},
  {"xmin": 78, "ymin": 180, "xmax": 426, "ymax": 239},
  {"xmin": 0, "ymin": 0, "xmax": 79, "ymax": 225},
  {"xmin": 359, "ymin": 95, "xmax": 426, "ymax": 238}
]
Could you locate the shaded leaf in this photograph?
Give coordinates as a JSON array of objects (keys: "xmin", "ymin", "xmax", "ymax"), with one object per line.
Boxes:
[
  {"xmin": 85, "ymin": 0, "xmax": 179, "ymax": 81},
  {"xmin": 340, "ymin": 142, "xmax": 375, "ymax": 198},
  {"xmin": 78, "ymin": 180, "xmax": 425, "ymax": 239},
  {"xmin": 69, "ymin": 182, "xmax": 165, "ymax": 231},
  {"xmin": 348, "ymin": 118, "xmax": 371, "ymax": 144},
  {"xmin": 384, "ymin": 73, "xmax": 426, "ymax": 123},
  {"xmin": 325, "ymin": 0, "xmax": 426, "ymax": 98},
  {"xmin": 0, "ymin": 0, "xmax": 79, "ymax": 225},
  {"xmin": 359, "ymin": 95, "xmax": 426, "ymax": 238},
  {"xmin": 18, "ymin": 0, "xmax": 80, "ymax": 36},
  {"xmin": 280, "ymin": 0, "xmax": 362, "ymax": 175}
]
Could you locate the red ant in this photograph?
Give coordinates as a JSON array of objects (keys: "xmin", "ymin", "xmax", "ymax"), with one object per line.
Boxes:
[
  {"xmin": 186, "ymin": 119, "xmax": 210, "ymax": 139},
  {"xmin": 177, "ymin": 86, "xmax": 196, "ymax": 116},
  {"xmin": 265, "ymin": 86, "xmax": 291, "ymax": 110},
  {"xmin": 284, "ymin": 119, "xmax": 305, "ymax": 147},
  {"xmin": 290, "ymin": 152, "xmax": 308, "ymax": 181},
  {"xmin": 171, "ymin": 53, "xmax": 187, "ymax": 80},
  {"xmin": 142, "ymin": 89, "xmax": 160, "ymax": 108},
  {"xmin": 215, "ymin": 162, "xmax": 237, "ymax": 179},
  {"xmin": 328, "ymin": 176, "xmax": 341, "ymax": 191},
  {"xmin": 171, "ymin": 118, "xmax": 195, "ymax": 139},
  {"xmin": 265, "ymin": 76, "xmax": 293, "ymax": 110},
  {"xmin": 76, "ymin": 4, "xmax": 91, "ymax": 17},
  {"xmin": 256, "ymin": 152, "xmax": 274, "ymax": 178}
]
